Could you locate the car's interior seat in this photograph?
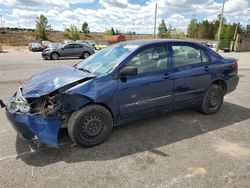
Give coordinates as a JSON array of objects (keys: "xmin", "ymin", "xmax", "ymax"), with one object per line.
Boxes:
[
  {"xmin": 157, "ymin": 51, "xmax": 168, "ymax": 70},
  {"xmin": 138, "ymin": 53, "xmax": 156, "ymax": 73}
]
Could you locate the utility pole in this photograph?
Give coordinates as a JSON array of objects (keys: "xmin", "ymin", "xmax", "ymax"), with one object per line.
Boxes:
[
  {"xmin": 77, "ymin": 19, "xmax": 80, "ymax": 31},
  {"xmin": 0, "ymin": 15, "xmax": 2, "ymax": 29},
  {"xmin": 154, "ymin": 3, "xmax": 157, "ymax": 38},
  {"xmin": 216, "ymin": 0, "xmax": 226, "ymax": 52},
  {"xmin": 231, "ymin": 14, "xmax": 241, "ymax": 51}
]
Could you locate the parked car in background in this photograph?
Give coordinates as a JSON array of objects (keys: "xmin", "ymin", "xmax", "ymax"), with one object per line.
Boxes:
[
  {"xmin": 41, "ymin": 40, "xmax": 51, "ymax": 48},
  {"xmin": 95, "ymin": 42, "xmax": 108, "ymax": 50},
  {"xmin": 42, "ymin": 42, "xmax": 95, "ymax": 60},
  {"xmin": 5, "ymin": 39, "xmax": 239, "ymax": 148},
  {"xmin": 28, "ymin": 42, "xmax": 44, "ymax": 52}
]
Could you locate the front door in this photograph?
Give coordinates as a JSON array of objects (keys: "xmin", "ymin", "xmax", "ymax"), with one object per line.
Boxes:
[
  {"xmin": 62, "ymin": 44, "xmax": 75, "ymax": 57},
  {"xmin": 117, "ymin": 44, "xmax": 174, "ymax": 120}
]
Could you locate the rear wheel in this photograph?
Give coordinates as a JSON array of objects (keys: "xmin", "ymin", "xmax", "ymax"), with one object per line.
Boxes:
[
  {"xmin": 82, "ymin": 52, "xmax": 90, "ymax": 59},
  {"xmin": 68, "ymin": 104, "xmax": 113, "ymax": 147},
  {"xmin": 51, "ymin": 52, "xmax": 59, "ymax": 60},
  {"xmin": 200, "ymin": 84, "xmax": 224, "ymax": 114}
]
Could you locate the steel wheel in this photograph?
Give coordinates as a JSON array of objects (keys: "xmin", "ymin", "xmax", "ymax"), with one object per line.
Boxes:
[
  {"xmin": 51, "ymin": 52, "xmax": 59, "ymax": 60},
  {"xmin": 79, "ymin": 113, "xmax": 106, "ymax": 142},
  {"xmin": 207, "ymin": 89, "xmax": 221, "ymax": 110},
  {"xmin": 68, "ymin": 104, "xmax": 113, "ymax": 147},
  {"xmin": 82, "ymin": 52, "xmax": 90, "ymax": 59},
  {"xmin": 200, "ymin": 84, "xmax": 224, "ymax": 114}
]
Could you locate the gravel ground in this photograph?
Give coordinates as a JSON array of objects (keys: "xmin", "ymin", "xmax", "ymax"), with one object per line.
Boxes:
[{"xmin": 0, "ymin": 51, "xmax": 249, "ymax": 188}]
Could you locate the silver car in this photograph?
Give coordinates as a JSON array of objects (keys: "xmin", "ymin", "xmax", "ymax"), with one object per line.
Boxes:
[{"xmin": 42, "ymin": 42, "xmax": 95, "ymax": 60}]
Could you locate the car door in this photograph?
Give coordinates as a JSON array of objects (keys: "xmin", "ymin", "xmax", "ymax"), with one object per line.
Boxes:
[
  {"xmin": 61, "ymin": 44, "xmax": 75, "ymax": 57},
  {"xmin": 117, "ymin": 44, "xmax": 174, "ymax": 120},
  {"xmin": 73, "ymin": 44, "xmax": 84, "ymax": 57},
  {"xmin": 169, "ymin": 42, "xmax": 213, "ymax": 109}
]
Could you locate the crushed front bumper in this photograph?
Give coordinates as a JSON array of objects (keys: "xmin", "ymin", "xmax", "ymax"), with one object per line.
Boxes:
[{"xmin": 6, "ymin": 110, "xmax": 63, "ymax": 147}]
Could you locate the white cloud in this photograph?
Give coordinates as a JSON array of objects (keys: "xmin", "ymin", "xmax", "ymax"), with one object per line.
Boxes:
[
  {"xmin": 0, "ymin": 0, "xmax": 95, "ymax": 8},
  {"xmin": 0, "ymin": 0, "xmax": 249, "ymax": 33}
]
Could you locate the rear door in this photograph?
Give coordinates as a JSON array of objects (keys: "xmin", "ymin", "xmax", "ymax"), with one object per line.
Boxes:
[
  {"xmin": 169, "ymin": 42, "xmax": 213, "ymax": 109},
  {"xmin": 73, "ymin": 44, "xmax": 84, "ymax": 56},
  {"xmin": 117, "ymin": 44, "xmax": 174, "ymax": 120}
]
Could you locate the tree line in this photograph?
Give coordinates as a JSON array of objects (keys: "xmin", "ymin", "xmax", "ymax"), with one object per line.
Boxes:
[
  {"xmin": 32, "ymin": 14, "xmax": 250, "ymax": 44},
  {"xmin": 158, "ymin": 14, "xmax": 250, "ymax": 48}
]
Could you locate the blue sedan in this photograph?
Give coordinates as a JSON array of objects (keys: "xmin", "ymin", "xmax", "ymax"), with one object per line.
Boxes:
[{"xmin": 4, "ymin": 39, "xmax": 239, "ymax": 147}]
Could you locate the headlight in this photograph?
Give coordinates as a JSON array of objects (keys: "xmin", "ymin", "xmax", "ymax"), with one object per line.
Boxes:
[
  {"xmin": 19, "ymin": 103, "xmax": 31, "ymax": 113},
  {"xmin": 7, "ymin": 102, "xmax": 30, "ymax": 114},
  {"xmin": 7, "ymin": 102, "xmax": 19, "ymax": 113}
]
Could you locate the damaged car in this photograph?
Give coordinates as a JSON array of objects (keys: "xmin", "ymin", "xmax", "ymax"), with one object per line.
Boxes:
[{"xmin": 3, "ymin": 39, "xmax": 239, "ymax": 148}]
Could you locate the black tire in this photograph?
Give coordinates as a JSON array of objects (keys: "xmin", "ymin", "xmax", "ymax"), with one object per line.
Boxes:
[
  {"xmin": 82, "ymin": 51, "xmax": 90, "ymax": 59},
  {"xmin": 51, "ymin": 52, "xmax": 59, "ymax": 60},
  {"xmin": 200, "ymin": 84, "xmax": 224, "ymax": 114},
  {"xmin": 68, "ymin": 104, "xmax": 113, "ymax": 147}
]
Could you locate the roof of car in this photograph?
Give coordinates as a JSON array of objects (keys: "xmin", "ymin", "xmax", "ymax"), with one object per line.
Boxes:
[{"xmin": 119, "ymin": 39, "xmax": 203, "ymax": 47}]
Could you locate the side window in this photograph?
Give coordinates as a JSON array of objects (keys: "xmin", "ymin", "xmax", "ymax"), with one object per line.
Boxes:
[
  {"xmin": 172, "ymin": 45, "xmax": 211, "ymax": 67},
  {"xmin": 201, "ymin": 50, "xmax": 211, "ymax": 63},
  {"xmin": 126, "ymin": 46, "xmax": 168, "ymax": 74},
  {"xmin": 74, "ymin": 44, "xmax": 83, "ymax": 48},
  {"xmin": 172, "ymin": 45, "xmax": 202, "ymax": 67},
  {"xmin": 64, "ymin": 44, "xmax": 74, "ymax": 49}
]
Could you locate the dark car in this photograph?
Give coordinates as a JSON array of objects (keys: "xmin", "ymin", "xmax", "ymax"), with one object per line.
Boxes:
[
  {"xmin": 42, "ymin": 42, "xmax": 95, "ymax": 60},
  {"xmin": 28, "ymin": 42, "xmax": 44, "ymax": 52},
  {"xmin": 4, "ymin": 39, "xmax": 239, "ymax": 148}
]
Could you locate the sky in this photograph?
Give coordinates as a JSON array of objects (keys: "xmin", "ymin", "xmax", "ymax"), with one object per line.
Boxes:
[{"xmin": 0, "ymin": 0, "xmax": 249, "ymax": 34}]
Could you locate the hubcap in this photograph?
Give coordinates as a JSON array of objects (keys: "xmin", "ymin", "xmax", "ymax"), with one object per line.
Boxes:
[
  {"xmin": 83, "ymin": 53, "xmax": 89, "ymax": 59},
  {"xmin": 52, "ymin": 53, "xmax": 58, "ymax": 59},
  {"xmin": 80, "ymin": 114, "xmax": 105, "ymax": 141},
  {"xmin": 208, "ymin": 89, "xmax": 220, "ymax": 109}
]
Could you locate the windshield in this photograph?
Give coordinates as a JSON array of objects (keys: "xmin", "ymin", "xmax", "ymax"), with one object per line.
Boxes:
[{"xmin": 76, "ymin": 44, "xmax": 138, "ymax": 75}]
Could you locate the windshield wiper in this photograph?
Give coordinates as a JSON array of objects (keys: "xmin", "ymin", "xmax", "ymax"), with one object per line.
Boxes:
[{"xmin": 77, "ymin": 67, "xmax": 91, "ymax": 73}]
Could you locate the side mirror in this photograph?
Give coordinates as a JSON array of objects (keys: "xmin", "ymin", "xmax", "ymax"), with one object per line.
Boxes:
[
  {"xmin": 61, "ymin": 47, "xmax": 64, "ymax": 50},
  {"xmin": 119, "ymin": 66, "xmax": 138, "ymax": 77}
]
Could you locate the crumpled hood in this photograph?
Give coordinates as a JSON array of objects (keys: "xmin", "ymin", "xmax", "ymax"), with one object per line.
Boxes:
[{"xmin": 22, "ymin": 65, "xmax": 95, "ymax": 98}]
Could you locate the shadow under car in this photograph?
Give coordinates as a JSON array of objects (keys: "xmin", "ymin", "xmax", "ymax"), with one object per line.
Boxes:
[{"xmin": 15, "ymin": 102, "xmax": 250, "ymax": 167}]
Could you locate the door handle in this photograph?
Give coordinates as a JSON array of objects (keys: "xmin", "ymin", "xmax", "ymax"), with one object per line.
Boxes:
[
  {"xmin": 204, "ymin": 66, "xmax": 210, "ymax": 72},
  {"xmin": 162, "ymin": 73, "xmax": 170, "ymax": 79}
]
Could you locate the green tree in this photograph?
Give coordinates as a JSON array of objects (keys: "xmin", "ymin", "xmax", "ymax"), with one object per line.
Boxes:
[
  {"xmin": 187, "ymin": 18, "xmax": 199, "ymax": 38},
  {"xmin": 245, "ymin": 24, "xmax": 250, "ymax": 34},
  {"xmin": 82, "ymin": 22, "xmax": 90, "ymax": 34},
  {"xmin": 64, "ymin": 25, "xmax": 80, "ymax": 40},
  {"xmin": 115, "ymin": 29, "xmax": 120, "ymax": 35},
  {"xmin": 35, "ymin": 14, "xmax": 50, "ymax": 40},
  {"xmin": 158, "ymin": 19, "xmax": 171, "ymax": 38},
  {"xmin": 105, "ymin": 27, "xmax": 116, "ymax": 35}
]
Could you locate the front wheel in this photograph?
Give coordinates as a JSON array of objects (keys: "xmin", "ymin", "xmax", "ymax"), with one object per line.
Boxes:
[
  {"xmin": 200, "ymin": 84, "xmax": 224, "ymax": 114},
  {"xmin": 68, "ymin": 104, "xmax": 113, "ymax": 147},
  {"xmin": 51, "ymin": 52, "xmax": 59, "ymax": 60}
]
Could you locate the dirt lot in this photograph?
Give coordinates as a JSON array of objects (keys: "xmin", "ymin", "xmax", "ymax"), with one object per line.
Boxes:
[{"xmin": 0, "ymin": 51, "xmax": 249, "ymax": 188}]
